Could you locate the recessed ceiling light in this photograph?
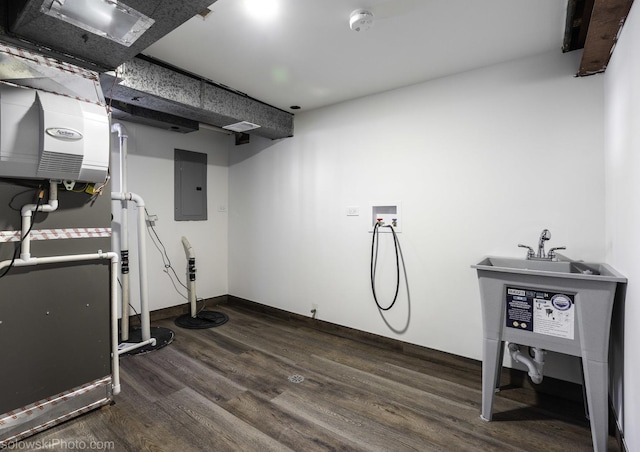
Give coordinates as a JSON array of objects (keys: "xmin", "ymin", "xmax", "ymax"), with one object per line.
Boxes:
[
  {"xmin": 290, "ymin": 106, "xmax": 301, "ymax": 110},
  {"xmin": 41, "ymin": 0, "xmax": 155, "ymax": 47},
  {"xmin": 244, "ymin": 0, "xmax": 280, "ymax": 23}
]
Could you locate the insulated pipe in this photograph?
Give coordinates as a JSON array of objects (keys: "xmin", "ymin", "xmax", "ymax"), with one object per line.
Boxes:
[
  {"xmin": 181, "ymin": 236, "xmax": 197, "ymax": 318},
  {"xmin": 20, "ymin": 181, "xmax": 59, "ymax": 260},
  {"xmin": 508, "ymin": 343, "xmax": 544, "ymax": 384},
  {"xmin": 0, "ymin": 251, "xmax": 122, "ymax": 396},
  {"xmin": 111, "ymin": 192, "xmax": 152, "ymax": 343},
  {"xmin": 111, "ymin": 123, "xmax": 131, "ymax": 341}
]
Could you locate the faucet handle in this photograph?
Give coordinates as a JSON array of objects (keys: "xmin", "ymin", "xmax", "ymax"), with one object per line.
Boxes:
[
  {"xmin": 547, "ymin": 246, "xmax": 566, "ymax": 260},
  {"xmin": 518, "ymin": 244, "xmax": 535, "ymax": 259}
]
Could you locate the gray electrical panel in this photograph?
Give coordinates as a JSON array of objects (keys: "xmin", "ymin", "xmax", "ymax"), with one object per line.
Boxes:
[{"xmin": 174, "ymin": 149, "xmax": 207, "ymax": 221}]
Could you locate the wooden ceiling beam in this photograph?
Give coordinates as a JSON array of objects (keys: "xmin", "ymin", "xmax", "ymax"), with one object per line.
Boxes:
[{"xmin": 578, "ymin": 0, "xmax": 634, "ymax": 75}]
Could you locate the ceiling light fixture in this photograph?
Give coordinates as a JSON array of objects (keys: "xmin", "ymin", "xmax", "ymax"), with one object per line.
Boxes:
[
  {"xmin": 349, "ymin": 9, "xmax": 374, "ymax": 32},
  {"xmin": 41, "ymin": 0, "xmax": 155, "ymax": 47},
  {"xmin": 244, "ymin": 0, "xmax": 280, "ymax": 23},
  {"xmin": 222, "ymin": 121, "xmax": 261, "ymax": 132}
]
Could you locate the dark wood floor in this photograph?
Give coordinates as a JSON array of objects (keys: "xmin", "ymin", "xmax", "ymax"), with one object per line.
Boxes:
[{"xmin": 25, "ymin": 301, "xmax": 619, "ymax": 451}]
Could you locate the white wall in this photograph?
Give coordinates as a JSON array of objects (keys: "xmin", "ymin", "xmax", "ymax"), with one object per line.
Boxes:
[
  {"xmin": 604, "ymin": 2, "xmax": 640, "ymax": 449},
  {"xmin": 111, "ymin": 122, "xmax": 232, "ymax": 314},
  {"xmin": 229, "ymin": 49, "xmax": 605, "ymax": 382}
]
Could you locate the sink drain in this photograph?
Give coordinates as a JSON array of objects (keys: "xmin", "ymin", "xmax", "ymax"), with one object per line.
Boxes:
[{"xmin": 288, "ymin": 374, "xmax": 304, "ymax": 384}]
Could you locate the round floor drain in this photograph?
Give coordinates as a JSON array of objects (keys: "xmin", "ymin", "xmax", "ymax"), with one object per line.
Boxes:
[{"xmin": 288, "ymin": 374, "xmax": 304, "ymax": 383}]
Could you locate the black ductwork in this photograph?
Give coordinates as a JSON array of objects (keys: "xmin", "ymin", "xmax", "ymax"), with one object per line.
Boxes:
[
  {"xmin": 106, "ymin": 98, "xmax": 200, "ymax": 134},
  {"xmin": 102, "ymin": 56, "xmax": 294, "ymax": 140}
]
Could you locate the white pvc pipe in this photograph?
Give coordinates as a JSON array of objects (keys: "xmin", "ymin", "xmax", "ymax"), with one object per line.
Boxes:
[
  {"xmin": 111, "ymin": 192, "xmax": 152, "ymax": 343},
  {"xmin": 508, "ymin": 343, "xmax": 544, "ymax": 384},
  {"xmin": 181, "ymin": 236, "xmax": 195, "ymax": 260},
  {"xmin": 111, "ymin": 123, "xmax": 128, "ymax": 194},
  {"xmin": 0, "ymin": 251, "xmax": 122, "ymax": 396},
  {"xmin": 20, "ymin": 181, "xmax": 59, "ymax": 260},
  {"xmin": 111, "ymin": 123, "xmax": 131, "ymax": 341},
  {"xmin": 108, "ymin": 254, "xmax": 121, "ymax": 396},
  {"xmin": 188, "ymin": 282, "xmax": 197, "ymax": 317},
  {"xmin": 181, "ymin": 236, "xmax": 197, "ymax": 318}
]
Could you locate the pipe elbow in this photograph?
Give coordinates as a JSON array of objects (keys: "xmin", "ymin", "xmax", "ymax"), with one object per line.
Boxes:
[
  {"xmin": 128, "ymin": 192, "xmax": 145, "ymax": 207},
  {"xmin": 21, "ymin": 204, "xmax": 36, "ymax": 216},
  {"xmin": 111, "ymin": 122, "xmax": 128, "ymax": 138},
  {"xmin": 181, "ymin": 236, "xmax": 195, "ymax": 258},
  {"xmin": 110, "ymin": 191, "xmax": 145, "ymax": 207},
  {"xmin": 105, "ymin": 251, "xmax": 119, "ymax": 263},
  {"xmin": 529, "ymin": 374, "xmax": 543, "ymax": 385},
  {"xmin": 508, "ymin": 343, "xmax": 545, "ymax": 385},
  {"xmin": 39, "ymin": 201, "xmax": 58, "ymax": 213},
  {"xmin": 98, "ymin": 250, "xmax": 118, "ymax": 261}
]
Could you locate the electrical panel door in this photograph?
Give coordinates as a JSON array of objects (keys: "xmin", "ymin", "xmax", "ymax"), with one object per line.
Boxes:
[{"xmin": 174, "ymin": 149, "xmax": 207, "ymax": 221}]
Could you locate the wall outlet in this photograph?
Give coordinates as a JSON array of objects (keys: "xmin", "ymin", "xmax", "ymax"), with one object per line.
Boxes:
[
  {"xmin": 311, "ymin": 303, "xmax": 318, "ymax": 318},
  {"xmin": 347, "ymin": 206, "xmax": 360, "ymax": 216}
]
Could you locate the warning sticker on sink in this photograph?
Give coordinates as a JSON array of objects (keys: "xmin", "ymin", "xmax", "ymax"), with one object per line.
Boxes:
[{"xmin": 506, "ymin": 287, "xmax": 575, "ymax": 340}]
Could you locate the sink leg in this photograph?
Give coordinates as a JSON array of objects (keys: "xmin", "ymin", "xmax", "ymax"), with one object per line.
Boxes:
[
  {"xmin": 495, "ymin": 340, "xmax": 505, "ymax": 391},
  {"xmin": 481, "ymin": 337, "xmax": 502, "ymax": 421},
  {"xmin": 582, "ymin": 358, "xmax": 608, "ymax": 452}
]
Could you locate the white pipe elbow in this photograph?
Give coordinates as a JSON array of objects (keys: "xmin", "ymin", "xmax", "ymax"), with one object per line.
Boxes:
[
  {"xmin": 40, "ymin": 200, "xmax": 58, "ymax": 213},
  {"xmin": 21, "ymin": 204, "xmax": 36, "ymax": 216},
  {"xmin": 21, "ymin": 182, "xmax": 59, "ymax": 216},
  {"xmin": 111, "ymin": 122, "xmax": 128, "ymax": 138},
  {"xmin": 129, "ymin": 192, "xmax": 145, "ymax": 207},
  {"xmin": 111, "ymin": 192, "xmax": 145, "ymax": 207},
  {"xmin": 508, "ymin": 343, "xmax": 544, "ymax": 384},
  {"xmin": 181, "ymin": 236, "xmax": 195, "ymax": 259}
]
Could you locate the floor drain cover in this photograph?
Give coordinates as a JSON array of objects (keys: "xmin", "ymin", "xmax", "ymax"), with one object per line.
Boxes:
[{"xmin": 288, "ymin": 374, "xmax": 304, "ymax": 383}]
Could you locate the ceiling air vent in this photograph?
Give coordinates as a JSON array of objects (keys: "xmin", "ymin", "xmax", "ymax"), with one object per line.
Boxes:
[{"xmin": 222, "ymin": 121, "xmax": 261, "ymax": 132}]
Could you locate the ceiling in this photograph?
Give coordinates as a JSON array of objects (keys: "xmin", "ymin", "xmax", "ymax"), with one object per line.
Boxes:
[
  {"xmin": 0, "ymin": 0, "xmax": 633, "ymax": 138},
  {"xmin": 141, "ymin": 0, "xmax": 569, "ymax": 112}
]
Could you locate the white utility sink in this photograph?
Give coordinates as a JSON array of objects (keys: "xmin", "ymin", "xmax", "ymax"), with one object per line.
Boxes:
[{"xmin": 471, "ymin": 255, "xmax": 626, "ymax": 452}]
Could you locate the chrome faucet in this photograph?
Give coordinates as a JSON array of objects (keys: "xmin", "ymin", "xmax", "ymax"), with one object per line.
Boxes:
[
  {"xmin": 518, "ymin": 229, "xmax": 565, "ymax": 260},
  {"xmin": 537, "ymin": 229, "xmax": 551, "ymax": 258}
]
